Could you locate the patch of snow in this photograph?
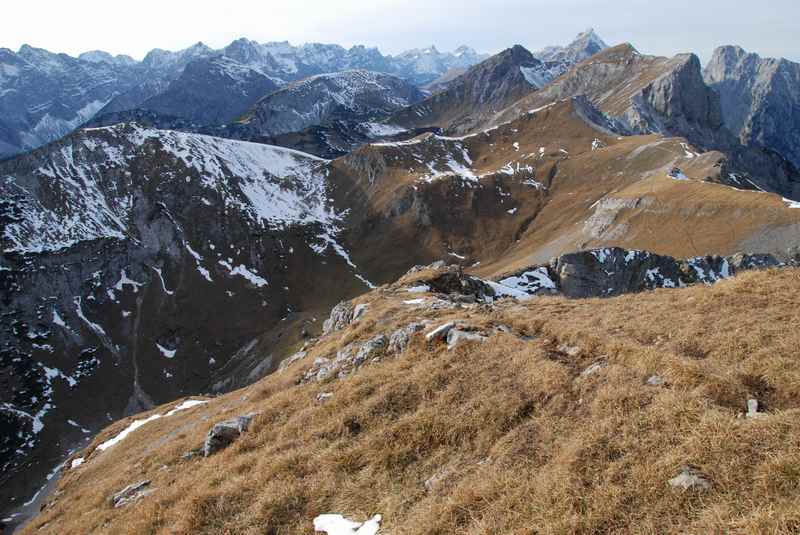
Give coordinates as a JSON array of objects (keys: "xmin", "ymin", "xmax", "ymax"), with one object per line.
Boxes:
[
  {"xmin": 156, "ymin": 343, "xmax": 176, "ymax": 359},
  {"xmin": 151, "ymin": 266, "xmax": 174, "ymax": 295},
  {"xmin": 114, "ymin": 269, "xmax": 143, "ymax": 292},
  {"xmin": 218, "ymin": 261, "xmax": 269, "ymax": 287},
  {"xmin": 313, "ymin": 514, "xmax": 382, "ymax": 535},
  {"xmin": 362, "ymin": 123, "xmax": 407, "ymax": 138},
  {"xmin": 97, "ymin": 399, "xmax": 207, "ymax": 452},
  {"xmin": 405, "ymin": 285, "xmax": 430, "ymax": 293},
  {"xmin": 783, "ymin": 197, "xmax": 800, "ymax": 209}
]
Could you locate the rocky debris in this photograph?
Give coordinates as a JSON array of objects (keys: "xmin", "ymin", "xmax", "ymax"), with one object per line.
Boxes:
[
  {"xmin": 302, "ymin": 334, "xmax": 389, "ymax": 383},
  {"xmin": 388, "ymin": 322, "xmax": 428, "ymax": 354},
  {"xmin": 353, "ymin": 334, "xmax": 388, "ymax": 366},
  {"xmin": 316, "ymin": 392, "xmax": 333, "ymax": 402},
  {"xmin": 497, "ymin": 248, "xmax": 783, "ymax": 300},
  {"xmin": 110, "ymin": 480, "xmax": 153, "ymax": 508},
  {"xmin": 446, "ymin": 329, "xmax": 487, "ymax": 350},
  {"xmin": 203, "ymin": 413, "xmax": 256, "ymax": 457},
  {"xmin": 646, "ymin": 375, "xmax": 666, "ymax": 387},
  {"xmin": 323, "ymin": 302, "xmax": 355, "ymax": 335},
  {"xmin": 668, "ymin": 465, "xmax": 712, "ymax": 491}
]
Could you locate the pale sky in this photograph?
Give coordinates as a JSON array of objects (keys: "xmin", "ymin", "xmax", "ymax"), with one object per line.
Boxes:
[{"xmin": 3, "ymin": 0, "xmax": 799, "ymax": 64}]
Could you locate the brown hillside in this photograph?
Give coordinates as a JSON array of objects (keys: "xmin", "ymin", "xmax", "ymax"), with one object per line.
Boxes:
[
  {"xmin": 22, "ymin": 267, "xmax": 800, "ymax": 534},
  {"xmin": 330, "ymin": 98, "xmax": 800, "ymax": 284}
]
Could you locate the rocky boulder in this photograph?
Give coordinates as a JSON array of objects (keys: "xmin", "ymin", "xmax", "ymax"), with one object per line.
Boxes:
[
  {"xmin": 203, "ymin": 413, "xmax": 256, "ymax": 457},
  {"xmin": 323, "ymin": 302, "xmax": 355, "ymax": 335}
]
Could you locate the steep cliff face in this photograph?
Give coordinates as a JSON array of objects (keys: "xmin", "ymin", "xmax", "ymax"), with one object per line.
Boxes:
[
  {"xmin": 626, "ymin": 54, "xmax": 725, "ymax": 145},
  {"xmin": 705, "ymin": 45, "xmax": 800, "ymax": 170}
]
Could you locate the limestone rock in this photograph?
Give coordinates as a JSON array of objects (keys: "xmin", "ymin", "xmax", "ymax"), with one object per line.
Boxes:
[
  {"xmin": 668, "ymin": 465, "xmax": 712, "ymax": 491},
  {"xmin": 353, "ymin": 334, "xmax": 388, "ymax": 366},
  {"xmin": 110, "ymin": 480, "xmax": 153, "ymax": 508},
  {"xmin": 323, "ymin": 301, "xmax": 355, "ymax": 335},
  {"xmin": 388, "ymin": 322, "xmax": 427, "ymax": 354},
  {"xmin": 203, "ymin": 413, "xmax": 256, "ymax": 457},
  {"xmin": 446, "ymin": 329, "xmax": 487, "ymax": 350},
  {"xmin": 425, "ymin": 322, "xmax": 456, "ymax": 342}
]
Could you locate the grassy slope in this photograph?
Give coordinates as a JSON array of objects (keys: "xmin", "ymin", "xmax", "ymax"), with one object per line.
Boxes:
[{"xmin": 24, "ymin": 268, "xmax": 800, "ymax": 534}]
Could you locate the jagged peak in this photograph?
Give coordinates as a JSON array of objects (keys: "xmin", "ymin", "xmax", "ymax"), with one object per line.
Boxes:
[{"xmin": 576, "ymin": 28, "xmax": 606, "ymax": 42}]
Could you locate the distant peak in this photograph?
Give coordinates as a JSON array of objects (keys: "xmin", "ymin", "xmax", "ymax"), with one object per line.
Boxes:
[{"xmin": 573, "ymin": 28, "xmax": 608, "ymax": 48}]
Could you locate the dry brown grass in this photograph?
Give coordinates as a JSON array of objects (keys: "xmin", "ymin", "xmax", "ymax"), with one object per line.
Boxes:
[{"xmin": 23, "ymin": 269, "xmax": 800, "ymax": 534}]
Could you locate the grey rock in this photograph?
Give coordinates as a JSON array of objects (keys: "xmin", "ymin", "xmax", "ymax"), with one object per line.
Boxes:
[
  {"xmin": 110, "ymin": 480, "xmax": 153, "ymax": 508},
  {"xmin": 579, "ymin": 361, "xmax": 606, "ymax": 378},
  {"xmin": 668, "ymin": 466, "xmax": 712, "ymax": 491},
  {"xmin": 425, "ymin": 322, "xmax": 456, "ymax": 342},
  {"xmin": 353, "ymin": 334, "xmax": 388, "ymax": 366},
  {"xmin": 388, "ymin": 322, "xmax": 427, "ymax": 354},
  {"xmin": 446, "ymin": 329, "xmax": 487, "ymax": 350},
  {"xmin": 323, "ymin": 302, "xmax": 355, "ymax": 335},
  {"xmin": 203, "ymin": 413, "xmax": 256, "ymax": 457}
]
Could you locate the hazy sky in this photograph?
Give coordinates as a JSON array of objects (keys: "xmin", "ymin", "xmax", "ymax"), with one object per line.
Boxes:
[{"xmin": 3, "ymin": 0, "xmax": 799, "ymax": 64}]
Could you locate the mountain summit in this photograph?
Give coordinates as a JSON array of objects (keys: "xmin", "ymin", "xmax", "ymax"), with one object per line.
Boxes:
[{"xmin": 534, "ymin": 28, "xmax": 609, "ymax": 64}]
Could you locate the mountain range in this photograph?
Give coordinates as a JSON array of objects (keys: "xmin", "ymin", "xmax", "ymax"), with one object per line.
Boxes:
[
  {"xmin": 0, "ymin": 39, "xmax": 489, "ymax": 159},
  {"xmin": 2, "ymin": 28, "xmax": 800, "ymax": 533}
]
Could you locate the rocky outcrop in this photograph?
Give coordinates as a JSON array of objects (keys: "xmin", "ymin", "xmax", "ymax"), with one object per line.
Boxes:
[
  {"xmin": 494, "ymin": 248, "xmax": 783, "ymax": 299},
  {"xmin": 668, "ymin": 465, "xmax": 712, "ymax": 491},
  {"xmin": 626, "ymin": 54, "xmax": 726, "ymax": 147},
  {"xmin": 203, "ymin": 414, "xmax": 255, "ymax": 457},
  {"xmin": 704, "ymin": 45, "xmax": 800, "ymax": 170}
]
